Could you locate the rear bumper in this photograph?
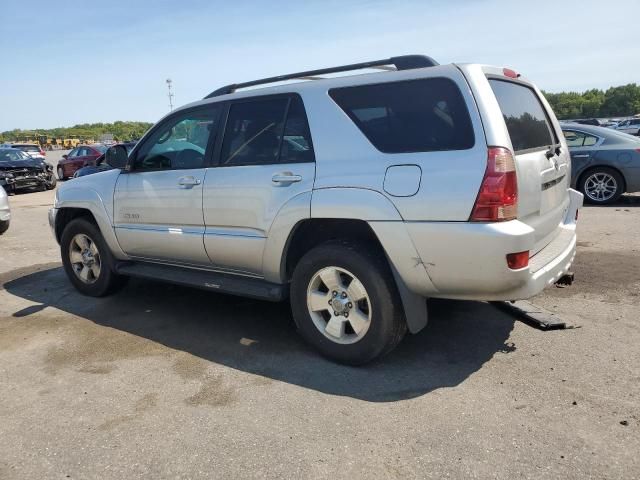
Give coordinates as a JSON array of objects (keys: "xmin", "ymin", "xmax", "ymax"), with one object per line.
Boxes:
[{"xmin": 401, "ymin": 189, "xmax": 583, "ymax": 301}]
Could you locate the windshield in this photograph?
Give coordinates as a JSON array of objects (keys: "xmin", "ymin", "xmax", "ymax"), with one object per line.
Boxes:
[
  {"xmin": 0, "ymin": 149, "xmax": 30, "ymax": 162},
  {"xmin": 93, "ymin": 145, "xmax": 108, "ymax": 154}
]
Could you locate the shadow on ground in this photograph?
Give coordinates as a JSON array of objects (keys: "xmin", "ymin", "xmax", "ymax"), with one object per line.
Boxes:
[{"xmin": 3, "ymin": 266, "xmax": 516, "ymax": 402}]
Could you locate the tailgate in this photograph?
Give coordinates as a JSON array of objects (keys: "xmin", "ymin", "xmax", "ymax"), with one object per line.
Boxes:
[{"xmin": 486, "ymin": 76, "xmax": 569, "ymax": 252}]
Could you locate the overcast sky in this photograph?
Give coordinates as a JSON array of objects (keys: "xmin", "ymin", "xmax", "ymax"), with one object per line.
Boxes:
[{"xmin": 1, "ymin": 0, "xmax": 638, "ymax": 131}]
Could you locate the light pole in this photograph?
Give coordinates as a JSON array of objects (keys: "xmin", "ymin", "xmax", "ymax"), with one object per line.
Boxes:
[{"xmin": 166, "ymin": 78, "xmax": 174, "ymax": 111}]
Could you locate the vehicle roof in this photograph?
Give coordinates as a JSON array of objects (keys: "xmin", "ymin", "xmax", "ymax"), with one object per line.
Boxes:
[{"xmin": 179, "ymin": 62, "xmax": 473, "ymax": 112}]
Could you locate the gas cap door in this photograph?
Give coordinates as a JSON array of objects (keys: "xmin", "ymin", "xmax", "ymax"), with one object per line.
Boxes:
[{"xmin": 383, "ymin": 165, "xmax": 422, "ymax": 197}]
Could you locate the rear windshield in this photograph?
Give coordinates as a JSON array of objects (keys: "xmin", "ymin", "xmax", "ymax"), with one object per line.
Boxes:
[
  {"xmin": 13, "ymin": 145, "xmax": 40, "ymax": 152},
  {"xmin": 489, "ymin": 79, "xmax": 556, "ymax": 153},
  {"xmin": 329, "ymin": 78, "xmax": 475, "ymax": 153}
]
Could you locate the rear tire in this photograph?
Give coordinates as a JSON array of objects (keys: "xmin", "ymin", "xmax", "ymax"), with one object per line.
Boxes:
[
  {"xmin": 60, "ymin": 218, "xmax": 127, "ymax": 296},
  {"xmin": 579, "ymin": 167, "xmax": 624, "ymax": 205},
  {"xmin": 0, "ymin": 219, "xmax": 9, "ymax": 235},
  {"xmin": 290, "ymin": 240, "xmax": 407, "ymax": 365}
]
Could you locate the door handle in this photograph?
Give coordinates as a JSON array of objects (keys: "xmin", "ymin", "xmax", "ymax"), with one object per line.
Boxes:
[
  {"xmin": 572, "ymin": 154, "xmax": 590, "ymax": 158},
  {"xmin": 272, "ymin": 172, "xmax": 302, "ymax": 185},
  {"xmin": 178, "ymin": 176, "xmax": 201, "ymax": 188}
]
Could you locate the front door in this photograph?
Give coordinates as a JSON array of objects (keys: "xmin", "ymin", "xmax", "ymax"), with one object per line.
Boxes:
[
  {"xmin": 114, "ymin": 105, "xmax": 223, "ymax": 265},
  {"xmin": 202, "ymin": 95, "xmax": 315, "ymax": 275}
]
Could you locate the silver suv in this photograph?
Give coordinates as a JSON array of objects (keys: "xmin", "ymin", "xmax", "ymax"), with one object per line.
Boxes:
[{"xmin": 49, "ymin": 55, "xmax": 582, "ymax": 364}]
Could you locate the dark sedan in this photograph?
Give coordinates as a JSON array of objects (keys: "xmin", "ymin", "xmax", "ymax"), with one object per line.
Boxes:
[
  {"xmin": 72, "ymin": 142, "xmax": 137, "ymax": 178},
  {"xmin": 57, "ymin": 144, "xmax": 108, "ymax": 180},
  {"xmin": 562, "ymin": 123, "xmax": 640, "ymax": 204},
  {"xmin": 0, "ymin": 148, "xmax": 57, "ymax": 193}
]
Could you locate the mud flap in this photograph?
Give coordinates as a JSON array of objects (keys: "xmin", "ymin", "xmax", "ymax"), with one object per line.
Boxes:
[{"xmin": 391, "ymin": 266, "xmax": 428, "ymax": 334}]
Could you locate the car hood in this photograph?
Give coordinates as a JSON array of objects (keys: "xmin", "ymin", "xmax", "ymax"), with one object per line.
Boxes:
[{"xmin": 0, "ymin": 158, "xmax": 46, "ymax": 170}]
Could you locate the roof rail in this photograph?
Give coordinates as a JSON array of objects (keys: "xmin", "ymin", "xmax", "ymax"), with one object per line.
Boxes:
[{"xmin": 204, "ymin": 54, "xmax": 439, "ymax": 99}]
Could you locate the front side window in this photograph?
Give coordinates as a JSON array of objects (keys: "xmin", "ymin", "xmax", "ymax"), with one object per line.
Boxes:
[
  {"xmin": 133, "ymin": 107, "xmax": 221, "ymax": 171},
  {"xmin": 329, "ymin": 78, "xmax": 475, "ymax": 153},
  {"xmin": 489, "ymin": 79, "xmax": 556, "ymax": 153}
]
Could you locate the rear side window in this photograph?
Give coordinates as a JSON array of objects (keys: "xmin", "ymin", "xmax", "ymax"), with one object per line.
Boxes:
[
  {"xmin": 329, "ymin": 78, "xmax": 475, "ymax": 153},
  {"xmin": 221, "ymin": 95, "xmax": 315, "ymax": 166},
  {"xmin": 489, "ymin": 79, "xmax": 556, "ymax": 153}
]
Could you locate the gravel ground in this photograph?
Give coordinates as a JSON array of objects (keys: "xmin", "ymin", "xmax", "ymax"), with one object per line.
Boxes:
[{"xmin": 0, "ymin": 163, "xmax": 638, "ymax": 479}]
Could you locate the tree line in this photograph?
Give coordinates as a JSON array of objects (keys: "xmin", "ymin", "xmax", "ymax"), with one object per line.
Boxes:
[
  {"xmin": 542, "ymin": 83, "xmax": 640, "ymax": 120},
  {"xmin": 0, "ymin": 121, "xmax": 153, "ymax": 143}
]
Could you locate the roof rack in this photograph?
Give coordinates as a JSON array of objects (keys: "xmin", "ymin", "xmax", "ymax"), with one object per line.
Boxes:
[{"xmin": 204, "ymin": 54, "xmax": 439, "ymax": 99}]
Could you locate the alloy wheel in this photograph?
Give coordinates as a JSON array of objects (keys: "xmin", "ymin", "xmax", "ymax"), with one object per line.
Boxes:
[
  {"xmin": 306, "ymin": 266, "xmax": 372, "ymax": 344},
  {"xmin": 68, "ymin": 233, "xmax": 101, "ymax": 284},
  {"xmin": 584, "ymin": 172, "xmax": 617, "ymax": 202}
]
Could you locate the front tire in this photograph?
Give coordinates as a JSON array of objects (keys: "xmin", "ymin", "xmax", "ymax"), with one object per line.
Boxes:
[
  {"xmin": 290, "ymin": 241, "xmax": 407, "ymax": 365},
  {"xmin": 60, "ymin": 218, "xmax": 127, "ymax": 296},
  {"xmin": 0, "ymin": 219, "xmax": 9, "ymax": 235},
  {"xmin": 46, "ymin": 173, "xmax": 57, "ymax": 190},
  {"xmin": 57, "ymin": 166, "xmax": 66, "ymax": 181},
  {"xmin": 579, "ymin": 167, "xmax": 624, "ymax": 205}
]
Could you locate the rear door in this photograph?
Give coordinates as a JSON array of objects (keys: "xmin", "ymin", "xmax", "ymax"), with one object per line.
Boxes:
[
  {"xmin": 487, "ymin": 78, "xmax": 569, "ymax": 251},
  {"xmin": 201, "ymin": 94, "xmax": 315, "ymax": 275}
]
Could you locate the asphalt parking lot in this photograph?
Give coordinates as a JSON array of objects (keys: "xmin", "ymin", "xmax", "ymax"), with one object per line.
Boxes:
[{"xmin": 0, "ymin": 151, "xmax": 639, "ymax": 479}]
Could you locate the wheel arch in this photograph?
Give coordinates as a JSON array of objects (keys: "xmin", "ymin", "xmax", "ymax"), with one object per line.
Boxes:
[{"xmin": 577, "ymin": 165, "xmax": 627, "ymax": 194}]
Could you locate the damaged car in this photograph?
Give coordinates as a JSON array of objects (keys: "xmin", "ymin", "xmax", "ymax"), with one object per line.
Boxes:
[{"xmin": 0, "ymin": 147, "xmax": 57, "ymax": 194}]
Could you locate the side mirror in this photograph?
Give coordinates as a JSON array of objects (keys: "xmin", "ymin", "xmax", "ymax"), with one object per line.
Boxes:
[
  {"xmin": 62, "ymin": 154, "xmax": 68, "ymax": 159},
  {"xmin": 105, "ymin": 145, "xmax": 128, "ymax": 169}
]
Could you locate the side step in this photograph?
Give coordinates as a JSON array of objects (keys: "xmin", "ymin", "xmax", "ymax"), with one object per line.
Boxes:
[
  {"xmin": 492, "ymin": 300, "xmax": 577, "ymax": 330},
  {"xmin": 114, "ymin": 261, "xmax": 287, "ymax": 302}
]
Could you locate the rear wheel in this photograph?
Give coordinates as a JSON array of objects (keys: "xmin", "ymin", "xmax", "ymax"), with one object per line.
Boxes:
[
  {"xmin": 290, "ymin": 241, "xmax": 407, "ymax": 365},
  {"xmin": 579, "ymin": 167, "xmax": 624, "ymax": 204},
  {"xmin": 60, "ymin": 218, "xmax": 127, "ymax": 296}
]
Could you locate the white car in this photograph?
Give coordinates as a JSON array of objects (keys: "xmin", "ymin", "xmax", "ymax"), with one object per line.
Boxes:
[
  {"xmin": 0, "ymin": 186, "xmax": 10, "ymax": 235},
  {"xmin": 615, "ymin": 118, "xmax": 640, "ymax": 136},
  {"xmin": 50, "ymin": 55, "xmax": 582, "ymax": 364},
  {"xmin": 10, "ymin": 143, "xmax": 46, "ymax": 160}
]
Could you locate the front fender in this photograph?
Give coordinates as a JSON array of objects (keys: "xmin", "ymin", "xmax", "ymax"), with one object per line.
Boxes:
[{"xmin": 55, "ymin": 186, "xmax": 127, "ymax": 260}]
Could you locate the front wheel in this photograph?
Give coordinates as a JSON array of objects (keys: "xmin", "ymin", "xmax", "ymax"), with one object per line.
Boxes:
[
  {"xmin": 60, "ymin": 218, "xmax": 127, "ymax": 296},
  {"xmin": 579, "ymin": 167, "xmax": 624, "ymax": 204},
  {"xmin": 57, "ymin": 166, "xmax": 66, "ymax": 181},
  {"xmin": 46, "ymin": 173, "xmax": 57, "ymax": 190},
  {"xmin": 290, "ymin": 241, "xmax": 407, "ymax": 365}
]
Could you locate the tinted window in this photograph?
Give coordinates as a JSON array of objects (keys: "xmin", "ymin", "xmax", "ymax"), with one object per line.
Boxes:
[
  {"xmin": 221, "ymin": 98, "xmax": 288, "ymax": 166},
  {"xmin": 93, "ymin": 145, "xmax": 108, "ymax": 154},
  {"xmin": 489, "ymin": 79, "xmax": 555, "ymax": 152},
  {"xmin": 14, "ymin": 145, "xmax": 39, "ymax": 152},
  {"xmin": 329, "ymin": 78, "xmax": 474, "ymax": 153},
  {"xmin": 279, "ymin": 96, "xmax": 315, "ymax": 163},
  {"xmin": 133, "ymin": 107, "xmax": 221, "ymax": 171}
]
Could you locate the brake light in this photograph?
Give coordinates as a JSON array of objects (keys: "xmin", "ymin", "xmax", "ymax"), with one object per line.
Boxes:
[
  {"xmin": 503, "ymin": 68, "xmax": 520, "ymax": 78},
  {"xmin": 40, "ymin": 148, "xmax": 46, "ymax": 156},
  {"xmin": 506, "ymin": 251, "xmax": 529, "ymax": 270},
  {"xmin": 470, "ymin": 147, "xmax": 518, "ymax": 222}
]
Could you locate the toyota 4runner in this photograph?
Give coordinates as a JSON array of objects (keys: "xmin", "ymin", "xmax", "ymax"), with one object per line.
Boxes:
[{"xmin": 49, "ymin": 55, "xmax": 583, "ymax": 364}]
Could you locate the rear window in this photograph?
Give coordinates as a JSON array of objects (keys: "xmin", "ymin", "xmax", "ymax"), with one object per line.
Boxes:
[
  {"xmin": 489, "ymin": 79, "xmax": 556, "ymax": 153},
  {"xmin": 329, "ymin": 78, "xmax": 475, "ymax": 153},
  {"xmin": 14, "ymin": 145, "xmax": 40, "ymax": 152}
]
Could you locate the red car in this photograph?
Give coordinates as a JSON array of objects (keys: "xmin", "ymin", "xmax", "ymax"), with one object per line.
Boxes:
[{"xmin": 57, "ymin": 144, "xmax": 108, "ymax": 180}]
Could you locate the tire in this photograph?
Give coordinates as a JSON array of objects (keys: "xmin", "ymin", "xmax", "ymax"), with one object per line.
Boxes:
[
  {"xmin": 57, "ymin": 166, "xmax": 66, "ymax": 181},
  {"xmin": 46, "ymin": 173, "xmax": 57, "ymax": 190},
  {"xmin": 60, "ymin": 218, "xmax": 127, "ymax": 297},
  {"xmin": 290, "ymin": 240, "xmax": 407, "ymax": 365},
  {"xmin": 0, "ymin": 219, "xmax": 9, "ymax": 235},
  {"xmin": 579, "ymin": 167, "xmax": 624, "ymax": 205}
]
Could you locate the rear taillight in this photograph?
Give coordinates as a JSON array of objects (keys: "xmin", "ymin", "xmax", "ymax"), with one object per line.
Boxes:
[
  {"xmin": 40, "ymin": 148, "xmax": 46, "ymax": 156},
  {"xmin": 470, "ymin": 147, "xmax": 518, "ymax": 222},
  {"xmin": 506, "ymin": 251, "xmax": 529, "ymax": 270}
]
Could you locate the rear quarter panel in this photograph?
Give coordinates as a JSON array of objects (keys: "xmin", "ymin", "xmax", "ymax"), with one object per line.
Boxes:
[{"xmin": 303, "ymin": 65, "xmax": 487, "ymax": 221}]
